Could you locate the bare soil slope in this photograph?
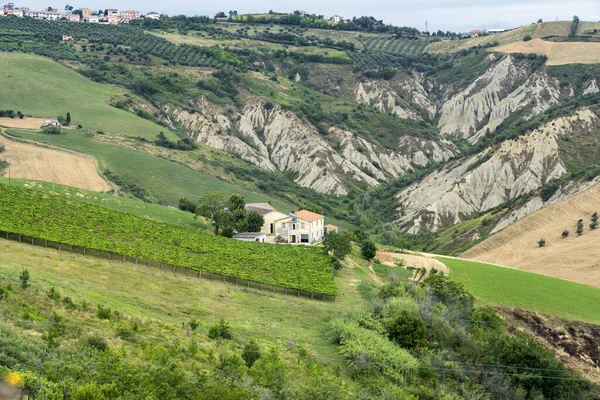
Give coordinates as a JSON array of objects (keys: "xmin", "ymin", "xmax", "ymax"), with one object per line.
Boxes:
[
  {"xmin": 493, "ymin": 39, "xmax": 600, "ymax": 65},
  {"xmin": 0, "ymin": 138, "xmax": 110, "ymax": 192},
  {"xmin": 463, "ymin": 182, "xmax": 600, "ymax": 287}
]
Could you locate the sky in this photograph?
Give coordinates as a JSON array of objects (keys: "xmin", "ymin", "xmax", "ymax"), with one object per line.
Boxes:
[{"xmin": 23, "ymin": 0, "xmax": 600, "ymax": 32}]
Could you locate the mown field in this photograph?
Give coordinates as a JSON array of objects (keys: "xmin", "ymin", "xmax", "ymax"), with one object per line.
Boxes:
[
  {"xmin": 0, "ymin": 185, "xmax": 336, "ymax": 294},
  {"xmin": 361, "ymin": 36, "xmax": 429, "ymax": 55},
  {"xmin": 1, "ymin": 53, "xmax": 172, "ymax": 140},
  {"xmin": 438, "ymin": 257, "xmax": 600, "ymax": 323}
]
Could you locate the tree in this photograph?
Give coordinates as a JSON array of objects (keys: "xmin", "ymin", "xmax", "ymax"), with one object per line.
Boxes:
[
  {"xmin": 523, "ymin": 34, "xmax": 532, "ymax": 42},
  {"xmin": 538, "ymin": 238, "xmax": 546, "ymax": 247},
  {"xmin": 19, "ymin": 269, "xmax": 30, "ymax": 289},
  {"xmin": 42, "ymin": 125, "xmax": 62, "ymax": 135},
  {"xmin": 227, "ymin": 194, "xmax": 247, "ymax": 232},
  {"xmin": 250, "ymin": 348, "xmax": 286, "ymax": 394},
  {"xmin": 247, "ymin": 211, "xmax": 264, "ymax": 232},
  {"xmin": 66, "ymin": 112, "xmax": 71, "ymax": 125},
  {"xmin": 323, "ymin": 231, "xmax": 352, "ymax": 260},
  {"xmin": 361, "ymin": 239, "xmax": 377, "ymax": 260},
  {"xmin": 537, "ymin": 18, "xmax": 543, "ymax": 23},
  {"xmin": 561, "ymin": 230, "xmax": 569, "ymax": 238},
  {"xmin": 242, "ymin": 339, "xmax": 261, "ymax": 368},
  {"xmin": 208, "ymin": 318, "xmax": 232, "ymax": 340},
  {"xmin": 577, "ymin": 219, "xmax": 584, "ymax": 235},
  {"xmin": 196, "ymin": 193, "xmax": 228, "ymax": 235}
]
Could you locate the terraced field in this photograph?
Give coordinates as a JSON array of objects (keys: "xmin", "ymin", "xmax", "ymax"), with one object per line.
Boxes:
[{"xmin": 362, "ymin": 36, "xmax": 429, "ymax": 55}]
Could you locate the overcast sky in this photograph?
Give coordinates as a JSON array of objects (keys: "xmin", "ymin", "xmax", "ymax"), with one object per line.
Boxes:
[{"xmin": 30, "ymin": 0, "xmax": 600, "ymax": 32}]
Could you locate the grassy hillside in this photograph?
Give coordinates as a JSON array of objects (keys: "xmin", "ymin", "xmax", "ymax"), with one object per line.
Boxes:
[
  {"xmin": 439, "ymin": 257, "xmax": 600, "ymax": 323},
  {"xmin": 1, "ymin": 53, "xmax": 173, "ymax": 140},
  {"xmin": 463, "ymin": 182, "xmax": 600, "ymax": 288},
  {"xmin": 0, "ymin": 185, "xmax": 336, "ymax": 294}
]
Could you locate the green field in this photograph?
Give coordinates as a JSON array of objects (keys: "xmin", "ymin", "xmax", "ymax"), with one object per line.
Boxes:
[
  {"xmin": 0, "ymin": 177, "xmax": 206, "ymax": 230},
  {"xmin": 1, "ymin": 53, "xmax": 173, "ymax": 139},
  {"xmin": 438, "ymin": 257, "xmax": 600, "ymax": 323},
  {"xmin": 0, "ymin": 185, "xmax": 336, "ymax": 294}
]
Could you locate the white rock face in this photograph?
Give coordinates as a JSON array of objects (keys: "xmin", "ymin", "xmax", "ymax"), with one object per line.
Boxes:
[
  {"xmin": 471, "ymin": 71, "xmax": 561, "ymax": 143},
  {"xmin": 355, "ymin": 81, "xmax": 421, "ymax": 120},
  {"xmin": 438, "ymin": 55, "xmax": 528, "ymax": 139},
  {"xmin": 396, "ymin": 109, "xmax": 600, "ymax": 233},
  {"xmin": 584, "ymin": 79, "xmax": 599, "ymax": 95},
  {"xmin": 170, "ymin": 99, "xmax": 456, "ymax": 195}
]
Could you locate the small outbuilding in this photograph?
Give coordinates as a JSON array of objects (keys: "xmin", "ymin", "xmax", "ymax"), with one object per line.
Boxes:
[{"xmin": 233, "ymin": 232, "xmax": 267, "ymax": 243}]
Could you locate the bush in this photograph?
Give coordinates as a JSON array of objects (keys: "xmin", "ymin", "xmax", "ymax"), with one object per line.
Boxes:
[
  {"xmin": 561, "ymin": 230, "xmax": 569, "ymax": 238},
  {"xmin": 360, "ymin": 240, "xmax": 377, "ymax": 260},
  {"xmin": 42, "ymin": 125, "xmax": 62, "ymax": 135},
  {"xmin": 47, "ymin": 286, "xmax": 61, "ymax": 301},
  {"xmin": 577, "ymin": 219, "xmax": 584, "ymax": 235},
  {"xmin": 208, "ymin": 318, "xmax": 232, "ymax": 340},
  {"xmin": 0, "ymin": 142, "xmax": 5, "ymax": 153},
  {"xmin": 86, "ymin": 335, "xmax": 109, "ymax": 351},
  {"xmin": 523, "ymin": 34, "xmax": 532, "ymax": 42},
  {"xmin": 242, "ymin": 339, "xmax": 261, "ymax": 368},
  {"xmin": 384, "ymin": 310, "xmax": 427, "ymax": 349},
  {"xmin": 538, "ymin": 238, "xmax": 546, "ymax": 247},
  {"xmin": 19, "ymin": 269, "xmax": 30, "ymax": 289},
  {"xmin": 96, "ymin": 304, "xmax": 112, "ymax": 320}
]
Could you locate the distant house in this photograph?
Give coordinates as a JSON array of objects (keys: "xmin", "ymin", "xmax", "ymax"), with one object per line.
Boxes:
[
  {"xmin": 324, "ymin": 224, "xmax": 338, "ymax": 234},
  {"xmin": 298, "ymin": 10, "xmax": 308, "ymax": 16},
  {"xmin": 273, "ymin": 210, "xmax": 325, "ymax": 244},
  {"xmin": 88, "ymin": 14, "xmax": 99, "ymax": 23},
  {"xmin": 119, "ymin": 9, "xmax": 140, "ymax": 20},
  {"xmin": 67, "ymin": 14, "xmax": 80, "ymax": 22},
  {"xmin": 80, "ymin": 7, "xmax": 91, "ymax": 20},
  {"xmin": 488, "ymin": 28, "xmax": 506, "ymax": 34},
  {"xmin": 105, "ymin": 15, "xmax": 118, "ymax": 24},
  {"xmin": 145, "ymin": 11, "xmax": 159, "ymax": 20},
  {"xmin": 106, "ymin": 8, "xmax": 118, "ymax": 16},
  {"xmin": 118, "ymin": 17, "xmax": 130, "ymax": 24},
  {"xmin": 330, "ymin": 15, "xmax": 343, "ymax": 23},
  {"xmin": 43, "ymin": 120, "xmax": 60, "ymax": 127},
  {"xmin": 233, "ymin": 232, "xmax": 267, "ymax": 243},
  {"xmin": 245, "ymin": 203, "xmax": 288, "ymax": 235},
  {"xmin": 61, "ymin": 35, "xmax": 73, "ymax": 41}
]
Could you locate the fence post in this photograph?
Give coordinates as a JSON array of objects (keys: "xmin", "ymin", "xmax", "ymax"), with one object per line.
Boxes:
[
  {"xmin": 70, "ymin": 245, "xmax": 73, "ymax": 252},
  {"xmin": 311, "ymin": 293, "xmax": 313, "ymax": 300},
  {"xmin": 83, "ymin": 247, "xmax": 86, "ymax": 255},
  {"xmin": 135, "ymin": 257, "xmax": 138, "ymax": 264},
  {"xmin": 58, "ymin": 243, "xmax": 61, "ymax": 251},
  {"xmin": 236, "ymin": 278, "xmax": 238, "ymax": 286},
  {"xmin": 108, "ymin": 252, "xmax": 111, "ymax": 260},
  {"xmin": 222, "ymin": 275, "xmax": 225, "ymax": 283},
  {"xmin": 285, "ymin": 288, "xmax": 288, "ymax": 295},
  {"xmin": 5, "ymin": 232, "xmax": 8, "ymax": 240},
  {"xmin": 18, "ymin": 235, "xmax": 21, "ymax": 242},
  {"xmin": 32, "ymin": 238, "xmax": 34, "ymax": 245},
  {"xmin": 297, "ymin": 290, "xmax": 299, "ymax": 297},
  {"xmin": 123, "ymin": 255, "xmax": 126, "ymax": 262}
]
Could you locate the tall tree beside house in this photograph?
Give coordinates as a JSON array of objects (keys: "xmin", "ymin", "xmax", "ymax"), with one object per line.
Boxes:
[
  {"xmin": 360, "ymin": 239, "xmax": 377, "ymax": 260},
  {"xmin": 228, "ymin": 194, "xmax": 247, "ymax": 232},
  {"xmin": 195, "ymin": 192, "xmax": 229, "ymax": 236},
  {"xmin": 66, "ymin": 112, "xmax": 71, "ymax": 125},
  {"xmin": 323, "ymin": 231, "xmax": 352, "ymax": 260},
  {"xmin": 247, "ymin": 211, "xmax": 265, "ymax": 233}
]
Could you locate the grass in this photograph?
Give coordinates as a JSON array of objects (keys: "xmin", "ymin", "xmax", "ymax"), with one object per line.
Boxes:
[
  {"xmin": 0, "ymin": 176, "xmax": 206, "ymax": 230},
  {"xmin": 438, "ymin": 257, "xmax": 600, "ymax": 323},
  {"xmin": 0, "ymin": 238, "xmax": 370, "ymax": 364},
  {"xmin": 1, "ymin": 52, "xmax": 172, "ymax": 140},
  {"xmin": 4, "ymin": 129, "xmax": 354, "ymax": 229}
]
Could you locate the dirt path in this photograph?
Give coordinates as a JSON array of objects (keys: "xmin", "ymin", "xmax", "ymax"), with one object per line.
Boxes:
[
  {"xmin": 345, "ymin": 257, "xmax": 382, "ymax": 286},
  {"xmin": 0, "ymin": 137, "xmax": 110, "ymax": 192},
  {"xmin": 463, "ymin": 182, "xmax": 600, "ymax": 288}
]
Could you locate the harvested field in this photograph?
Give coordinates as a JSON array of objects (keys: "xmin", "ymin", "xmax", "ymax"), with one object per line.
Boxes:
[
  {"xmin": 0, "ymin": 137, "xmax": 110, "ymax": 192},
  {"xmin": 492, "ymin": 38, "xmax": 600, "ymax": 65},
  {"xmin": 377, "ymin": 250, "xmax": 449, "ymax": 278},
  {"xmin": 0, "ymin": 117, "xmax": 49, "ymax": 130},
  {"xmin": 463, "ymin": 182, "xmax": 600, "ymax": 288}
]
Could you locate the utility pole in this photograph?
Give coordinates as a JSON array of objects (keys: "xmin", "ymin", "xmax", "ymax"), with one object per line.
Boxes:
[{"xmin": 425, "ymin": 20, "xmax": 428, "ymax": 34}]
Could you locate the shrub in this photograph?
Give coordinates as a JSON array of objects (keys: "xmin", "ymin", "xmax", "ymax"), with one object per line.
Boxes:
[
  {"xmin": 242, "ymin": 339, "xmax": 261, "ymax": 368},
  {"xmin": 86, "ymin": 335, "xmax": 109, "ymax": 351},
  {"xmin": 523, "ymin": 34, "xmax": 532, "ymax": 42},
  {"xmin": 384, "ymin": 310, "xmax": 427, "ymax": 349},
  {"xmin": 96, "ymin": 304, "xmax": 112, "ymax": 320},
  {"xmin": 42, "ymin": 125, "xmax": 62, "ymax": 135},
  {"xmin": 0, "ymin": 142, "xmax": 5, "ymax": 153},
  {"xmin": 47, "ymin": 286, "xmax": 61, "ymax": 301},
  {"xmin": 577, "ymin": 219, "xmax": 584, "ymax": 235},
  {"xmin": 331, "ymin": 257, "xmax": 342, "ymax": 273},
  {"xmin": 538, "ymin": 238, "xmax": 546, "ymax": 247},
  {"xmin": 19, "ymin": 269, "xmax": 30, "ymax": 289},
  {"xmin": 189, "ymin": 319, "xmax": 200, "ymax": 332},
  {"xmin": 62, "ymin": 297, "xmax": 77, "ymax": 309},
  {"xmin": 208, "ymin": 318, "xmax": 232, "ymax": 340},
  {"xmin": 590, "ymin": 222, "xmax": 598, "ymax": 230},
  {"xmin": 561, "ymin": 230, "xmax": 569, "ymax": 238},
  {"xmin": 360, "ymin": 239, "xmax": 377, "ymax": 260}
]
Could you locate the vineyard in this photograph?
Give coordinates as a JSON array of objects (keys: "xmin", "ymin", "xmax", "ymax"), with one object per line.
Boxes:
[
  {"xmin": 361, "ymin": 36, "xmax": 429, "ymax": 55},
  {"xmin": 0, "ymin": 185, "xmax": 336, "ymax": 295}
]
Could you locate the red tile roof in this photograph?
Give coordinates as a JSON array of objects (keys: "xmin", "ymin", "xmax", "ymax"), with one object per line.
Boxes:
[{"xmin": 294, "ymin": 210, "xmax": 324, "ymax": 222}]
